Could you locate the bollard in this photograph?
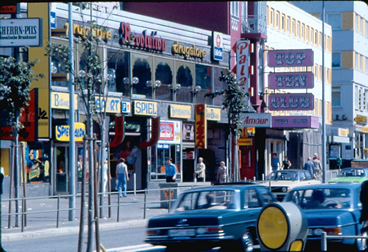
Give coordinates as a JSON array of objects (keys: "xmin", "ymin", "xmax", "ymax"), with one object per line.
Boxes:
[
  {"xmin": 134, "ymin": 173, "xmax": 136, "ymax": 196},
  {"xmin": 21, "ymin": 198, "xmax": 25, "ymax": 232},
  {"xmin": 143, "ymin": 189, "xmax": 147, "ymax": 219},
  {"xmin": 262, "ymin": 173, "xmax": 265, "ymax": 182},
  {"xmin": 321, "ymin": 232, "xmax": 327, "ymax": 251},
  {"xmin": 254, "ymin": 176, "xmax": 256, "ymax": 182},
  {"xmin": 168, "ymin": 187, "xmax": 172, "ymax": 213},
  {"xmin": 56, "ymin": 195, "xmax": 60, "ymax": 228},
  {"xmin": 117, "ymin": 194, "xmax": 120, "ymax": 222}
]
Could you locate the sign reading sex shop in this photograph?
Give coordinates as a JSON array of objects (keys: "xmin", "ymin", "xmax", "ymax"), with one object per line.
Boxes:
[
  {"xmin": 268, "ymin": 49, "xmax": 314, "ymax": 67},
  {"xmin": 268, "ymin": 93, "xmax": 314, "ymax": 111}
]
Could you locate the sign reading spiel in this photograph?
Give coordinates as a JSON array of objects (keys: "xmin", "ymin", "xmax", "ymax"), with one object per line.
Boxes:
[
  {"xmin": 268, "ymin": 93, "xmax": 314, "ymax": 111},
  {"xmin": 268, "ymin": 49, "xmax": 314, "ymax": 67},
  {"xmin": 268, "ymin": 72, "xmax": 314, "ymax": 89},
  {"xmin": 195, "ymin": 104, "xmax": 207, "ymax": 149}
]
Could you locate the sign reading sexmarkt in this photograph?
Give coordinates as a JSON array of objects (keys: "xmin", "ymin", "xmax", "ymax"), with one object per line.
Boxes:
[{"xmin": 0, "ymin": 18, "xmax": 42, "ymax": 47}]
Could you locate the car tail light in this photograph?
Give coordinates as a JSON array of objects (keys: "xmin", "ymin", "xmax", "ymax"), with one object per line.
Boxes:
[
  {"xmin": 323, "ymin": 228, "xmax": 342, "ymax": 235},
  {"xmin": 146, "ymin": 229, "xmax": 160, "ymax": 236},
  {"xmin": 204, "ymin": 227, "xmax": 223, "ymax": 234}
]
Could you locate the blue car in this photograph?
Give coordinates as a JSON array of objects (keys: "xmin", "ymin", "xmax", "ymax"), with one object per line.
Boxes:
[{"xmin": 283, "ymin": 183, "xmax": 367, "ymax": 251}]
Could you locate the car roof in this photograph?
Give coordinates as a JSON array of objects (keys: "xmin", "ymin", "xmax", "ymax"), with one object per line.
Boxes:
[
  {"xmin": 341, "ymin": 167, "xmax": 368, "ymax": 170},
  {"xmin": 272, "ymin": 169, "xmax": 303, "ymax": 172},
  {"xmin": 182, "ymin": 183, "xmax": 267, "ymax": 193},
  {"xmin": 289, "ymin": 182, "xmax": 361, "ymax": 191}
]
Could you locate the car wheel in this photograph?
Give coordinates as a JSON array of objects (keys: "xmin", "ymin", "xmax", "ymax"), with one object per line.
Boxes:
[
  {"xmin": 237, "ymin": 229, "xmax": 254, "ymax": 252},
  {"xmin": 357, "ymin": 225, "xmax": 368, "ymax": 251}
]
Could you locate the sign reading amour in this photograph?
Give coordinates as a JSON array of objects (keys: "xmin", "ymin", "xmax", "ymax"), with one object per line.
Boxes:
[
  {"xmin": 0, "ymin": 18, "xmax": 42, "ymax": 47},
  {"xmin": 119, "ymin": 22, "xmax": 166, "ymax": 52},
  {"xmin": 172, "ymin": 41, "xmax": 206, "ymax": 59}
]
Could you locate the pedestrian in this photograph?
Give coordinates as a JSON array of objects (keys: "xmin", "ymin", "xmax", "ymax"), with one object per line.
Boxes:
[
  {"xmin": 194, "ymin": 157, "xmax": 206, "ymax": 182},
  {"xmin": 282, "ymin": 156, "xmax": 292, "ymax": 170},
  {"xmin": 115, "ymin": 158, "xmax": 129, "ymax": 198},
  {"xmin": 303, "ymin": 157, "xmax": 315, "ymax": 178},
  {"xmin": 312, "ymin": 153, "xmax": 323, "ymax": 181},
  {"xmin": 165, "ymin": 158, "xmax": 177, "ymax": 182},
  {"xmin": 216, "ymin": 161, "xmax": 227, "ymax": 184},
  {"xmin": 102, "ymin": 160, "xmax": 109, "ymax": 197},
  {"xmin": 271, "ymin": 153, "xmax": 280, "ymax": 171}
]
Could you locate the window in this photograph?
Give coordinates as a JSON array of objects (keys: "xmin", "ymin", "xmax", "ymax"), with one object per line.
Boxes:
[
  {"xmin": 319, "ymin": 32, "xmax": 322, "ymax": 47},
  {"xmin": 356, "ymin": 14, "xmax": 359, "ymax": 32},
  {"xmin": 366, "ymin": 57, "xmax": 368, "ymax": 73},
  {"xmin": 195, "ymin": 64, "xmax": 212, "ymax": 104},
  {"xmin": 326, "ymin": 13, "xmax": 342, "ymax": 30},
  {"xmin": 107, "ymin": 48, "xmax": 130, "ymax": 95},
  {"xmin": 270, "ymin": 8, "xmax": 274, "ymax": 26},
  {"xmin": 332, "ymin": 52, "xmax": 341, "ymax": 68},
  {"xmin": 306, "ymin": 26, "xmax": 309, "ymax": 42},
  {"xmin": 356, "ymin": 52, "xmax": 359, "ymax": 70},
  {"xmin": 245, "ymin": 189, "xmax": 261, "ymax": 208},
  {"xmin": 213, "ymin": 67, "xmax": 227, "ymax": 106},
  {"xmin": 132, "ymin": 53, "xmax": 153, "ymax": 99},
  {"xmin": 276, "ymin": 11, "xmax": 280, "ymax": 28},
  {"xmin": 296, "ymin": 21, "xmax": 300, "ymax": 37},
  {"xmin": 355, "ymin": 85, "xmax": 359, "ymax": 109},
  {"xmin": 361, "ymin": 54, "xmax": 364, "ymax": 72},
  {"xmin": 366, "ymin": 20, "xmax": 368, "ymax": 38},
  {"xmin": 301, "ymin": 23, "xmax": 305, "ymax": 39},
  {"xmin": 292, "ymin": 19, "xmax": 295, "ymax": 35},
  {"xmin": 154, "ymin": 57, "xmax": 174, "ymax": 101},
  {"xmin": 281, "ymin": 14, "xmax": 285, "ymax": 30},
  {"xmin": 286, "ymin": 16, "xmax": 290, "ymax": 32},
  {"xmin": 314, "ymin": 30, "xmax": 318, "ymax": 45},
  {"xmin": 231, "ymin": 1, "xmax": 239, "ymax": 18},
  {"xmin": 176, "ymin": 62, "xmax": 194, "ymax": 103},
  {"xmin": 360, "ymin": 16, "xmax": 363, "ymax": 34}
]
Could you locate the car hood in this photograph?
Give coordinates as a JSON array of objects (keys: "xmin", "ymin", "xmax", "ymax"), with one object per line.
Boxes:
[
  {"xmin": 147, "ymin": 209, "xmax": 237, "ymax": 228},
  {"xmin": 303, "ymin": 209, "xmax": 356, "ymax": 226},
  {"xmin": 328, "ymin": 177, "xmax": 368, "ymax": 183}
]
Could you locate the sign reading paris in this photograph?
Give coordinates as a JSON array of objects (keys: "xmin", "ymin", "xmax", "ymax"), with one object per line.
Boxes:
[{"xmin": 0, "ymin": 18, "xmax": 42, "ymax": 47}]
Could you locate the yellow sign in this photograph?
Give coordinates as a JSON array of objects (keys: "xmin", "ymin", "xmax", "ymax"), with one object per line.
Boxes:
[
  {"xmin": 362, "ymin": 127, "xmax": 368, "ymax": 134},
  {"xmin": 55, "ymin": 122, "xmax": 86, "ymax": 142},
  {"xmin": 237, "ymin": 138, "xmax": 252, "ymax": 146},
  {"xmin": 172, "ymin": 41, "xmax": 206, "ymax": 59},
  {"xmin": 64, "ymin": 23, "xmax": 112, "ymax": 41},
  {"xmin": 170, "ymin": 104, "xmax": 191, "ymax": 119},
  {"xmin": 95, "ymin": 97, "xmax": 121, "ymax": 113},
  {"xmin": 51, "ymin": 92, "xmax": 78, "ymax": 110},
  {"xmin": 206, "ymin": 107, "xmax": 221, "ymax": 121},
  {"xmin": 338, "ymin": 128, "xmax": 349, "ymax": 137},
  {"xmin": 355, "ymin": 115, "xmax": 367, "ymax": 124},
  {"xmin": 28, "ymin": 3, "xmax": 50, "ymax": 138},
  {"xmin": 134, "ymin": 100, "xmax": 158, "ymax": 116}
]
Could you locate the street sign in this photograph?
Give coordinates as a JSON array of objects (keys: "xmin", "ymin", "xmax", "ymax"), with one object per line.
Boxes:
[{"xmin": 0, "ymin": 18, "xmax": 42, "ymax": 47}]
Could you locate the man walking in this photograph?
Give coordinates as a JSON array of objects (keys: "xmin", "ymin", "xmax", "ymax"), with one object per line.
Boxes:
[
  {"xmin": 165, "ymin": 158, "xmax": 177, "ymax": 182},
  {"xmin": 194, "ymin": 157, "xmax": 206, "ymax": 182},
  {"xmin": 303, "ymin": 157, "xmax": 315, "ymax": 178},
  {"xmin": 312, "ymin": 153, "xmax": 323, "ymax": 181},
  {"xmin": 116, "ymin": 158, "xmax": 129, "ymax": 198}
]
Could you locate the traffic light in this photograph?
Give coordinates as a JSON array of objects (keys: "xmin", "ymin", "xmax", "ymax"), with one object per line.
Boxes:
[{"xmin": 256, "ymin": 202, "xmax": 308, "ymax": 251}]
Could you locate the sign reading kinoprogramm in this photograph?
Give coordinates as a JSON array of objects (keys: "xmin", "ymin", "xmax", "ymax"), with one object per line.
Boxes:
[
  {"xmin": 268, "ymin": 49, "xmax": 314, "ymax": 67},
  {"xmin": 0, "ymin": 18, "xmax": 42, "ymax": 47}
]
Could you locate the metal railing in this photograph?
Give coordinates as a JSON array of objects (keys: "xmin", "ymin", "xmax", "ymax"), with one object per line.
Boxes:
[{"xmin": 321, "ymin": 231, "xmax": 368, "ymax": 251}]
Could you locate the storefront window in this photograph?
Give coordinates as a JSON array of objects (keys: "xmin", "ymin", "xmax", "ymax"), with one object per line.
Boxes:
[
  {"xmin": 50, "ymin": 38, "xmax": 73, "ymax": 88},
  {"xmin": 154, "ymin": 57, "xmax": 173, "ymax": 101},
  {"xmin": 107, "ymin": 48, "xmax": 130, "ymax": 95},
  {"xmin": 132, "ymin": 53, "xmax": 153, "ymax": 99},
  {"xmin": 23, "ymin": 142, "xmax": 51, "ymax": 184},
  {"xmin": 195, "ymin": 64, "xmax": 212, "ymax": 104},
  {"xmin": 213, "ymin": 67, "xmax": 228, "ymax": 106},
  {"xmin": 176, "ymin": 62, "xmax": 194, "ymax": 103}
]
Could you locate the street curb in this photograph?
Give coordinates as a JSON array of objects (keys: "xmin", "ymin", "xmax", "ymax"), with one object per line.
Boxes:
[{"xmin": 2, "ymin": 219, "xmax": 148, "ymax": 242}]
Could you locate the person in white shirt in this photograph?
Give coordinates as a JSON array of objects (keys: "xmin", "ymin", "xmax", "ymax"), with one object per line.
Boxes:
[{"xmin": 116, "ymin": 158, "xmax": 129, "ymax": 197}]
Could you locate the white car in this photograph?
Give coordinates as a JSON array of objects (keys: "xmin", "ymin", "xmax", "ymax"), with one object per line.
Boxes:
[{"xmin": 258, "ymin": 169, "xmax": 321, "ymax": 201}]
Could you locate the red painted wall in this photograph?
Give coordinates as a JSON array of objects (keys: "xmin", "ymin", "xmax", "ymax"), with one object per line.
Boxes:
[{"xmin": 123, "ymin": 2, "xmax": 230, "ymax": 34}]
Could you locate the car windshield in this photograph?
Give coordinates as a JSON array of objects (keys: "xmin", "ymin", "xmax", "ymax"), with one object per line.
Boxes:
[
  {"xmin": 173, "ymin": 190, "xmax": 240, "ymax": 211},
  {"xmin": 268, "ymin": 171, "xmax": 299, "ymax": 181},
  {"xmin": 339, "ymin": 168, "xmax": 366, "ymax": 177},
  {"xmin": 285, "ymin": 188, "xmax": 351, "ymax": 209}
]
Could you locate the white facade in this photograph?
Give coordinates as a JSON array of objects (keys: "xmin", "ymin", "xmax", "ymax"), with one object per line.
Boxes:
[{"xmin": 292, "ymin": 1, "xmax": 368, "ymax": 160}]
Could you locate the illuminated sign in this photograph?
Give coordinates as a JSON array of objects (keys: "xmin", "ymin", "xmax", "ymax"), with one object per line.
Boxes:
[
  {"xmin": 236, "ymin": 40, "xmax": 251, "ymax": 103},
  {"xmin": 64, "ymin": 23, "xmax": 112, "ymax": 41},
  {"xmin": 268, "ymin": 49, "xmax": 314, "ymax": 67},
  {"xmin": 268, "ymin": 72, "xmax": 314, "ymax": 89},
  {"xmin": 268, "ymin": 94, "xmax": 314, "ymax": 111},
  {"xmin": 241, "ymin": 113, "xmax": 271, "ymax": 128},
  {"xmin": 121, "ymin": 101, "xmax": 131, "ymax": 113},
  {"xmin": 338, "ymin": 128, "xmax": 349, "ymax": 137},
  {"xmin": 172, "ymin": 41, "xmax": 206, "ymax": 59},
  {"xmin": 195, "ymin": 104, "xmax": 207, "ymax": 149},
  {"xmin": 272, "ymin": 116, "xmax": 319, "ymax": 129},
  {"xmin": 0, "ymin": 18, "xmax": 42, "ymax": 47},
  {"xmin": 55, "ymin": 123, "xmax": 86, "ymax": 142},
  {"xmin": 158, "ymin": 120, "xmax": 181, "ymax": 144},
  {"xmin": 119, "ymin": 22, "xmax": 166, "ymax": 51},
  {"xmin": 95, "ymin": 97, "xmax": 121, "ymax": 113},
  {"xmin": 355, "ymin": 115, "xmax": 367, "ymax": 124},
  {"xmin": 213, "ymin": 31, "xmax": 223, "ymax": 61},
  {"xmin": 206, "ymin": 107, "xmax": 221, "ymax": 121},
  {"xmin": 51, "ymin": 92, "xmax": 78, "ymax": 110},
  {"xmin": 134, "ymin": 100, "xmax": 158, "ymax": 116},
  {"xmin": 170, "ymin": 104, "xmax": 191, "ymax": 119},
  {"xmin": 238, "ymin": 138, "xmax": 252, "ymax": 146}
]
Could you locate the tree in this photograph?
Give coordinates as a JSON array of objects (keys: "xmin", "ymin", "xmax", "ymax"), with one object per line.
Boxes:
[
  {"xmin": 0, "ymin": 55, "xmax": 42, "ymax": 227},
  {"xmin": 205, "ymin": 69, "xmax": 249, "ymax": 181}
]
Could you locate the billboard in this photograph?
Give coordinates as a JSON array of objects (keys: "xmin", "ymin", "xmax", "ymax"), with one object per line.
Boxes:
[
  {"xmin": 268, "ymin": 93, "xmax": 314, "ymax": 111},
  {"xmin": 268, "ymin": 72, "xmax": 314, "ymax": 89},
  {"xmin": 268, "ymin": 49, "xmax": 314, "ymax": 67}
]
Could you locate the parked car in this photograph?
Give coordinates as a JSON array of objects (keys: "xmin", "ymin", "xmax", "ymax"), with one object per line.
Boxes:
[
  {"xmin": 258, "ymin": 169, "xmax": 321, "ymax": 201},
  {"xmin": 328, "ymin": 167, "xmax": 368, "ymax": 183},
  {"xmin": 145, "ymin": 183, "xmax": 277, "ymax": 252},
  {"xmin": 283, "ymin": 183, "xmax": 367, "ymax": 251}
]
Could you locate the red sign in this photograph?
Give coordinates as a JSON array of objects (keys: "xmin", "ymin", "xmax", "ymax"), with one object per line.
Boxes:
[
  {"xmin": 159, "ymin": 122, "xmax": 174, "ymax": 140},
  {"xmin": 0, "ymin": 5, "xmax": 18, "ymax": 14},
  {"xmin": 195, "ymin": 104, "xmax": 207, "ymax": 149},
  {"xmin": 236, "ymin": 40, "xmax": 251, "ymax": 95},
  {"xmin": 0, "ymin": 88, "xmax": 38, "ymax": 141},
  {"xmin": 110, "ymin": 115, "xmax": 125, "ymax": 148},
  {"xmin": 139, "ymin": 117, "xmax": 160, "ymax": 149}
]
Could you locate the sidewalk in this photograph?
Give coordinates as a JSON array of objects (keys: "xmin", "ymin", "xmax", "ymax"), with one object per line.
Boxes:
[{"xmin": 1, "ymin": 190, "xmax": 168, "ymax": 241}]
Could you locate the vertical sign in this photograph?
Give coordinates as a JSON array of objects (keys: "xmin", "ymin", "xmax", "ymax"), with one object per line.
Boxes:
[
  {"xmin": 195, "ymin": 104, "xmax": 207, "ymax": 149},
  {"xmin": 236, "ymin": 40, "xmax": 251, "ymax": 104},
  {"xmin": 213, "ymin": 31, "xmax": 223, "ymax": 61}
]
